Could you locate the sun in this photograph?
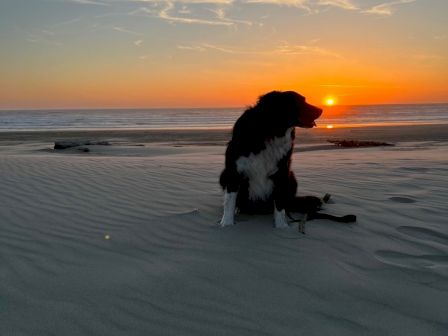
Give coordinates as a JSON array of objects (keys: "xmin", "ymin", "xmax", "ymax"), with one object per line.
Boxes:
[{"xmin": 324, "ymin": 96, "xmax": 336, "ymax": 106}]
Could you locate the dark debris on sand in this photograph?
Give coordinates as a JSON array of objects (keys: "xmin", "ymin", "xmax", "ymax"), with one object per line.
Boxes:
[
  {"xmin": 54, "ymin": 140, "xmax": 111, "ymax": 150},
  {"xmin": 328, "ymin": 139, "xmax": 394, "ymax": 148}
]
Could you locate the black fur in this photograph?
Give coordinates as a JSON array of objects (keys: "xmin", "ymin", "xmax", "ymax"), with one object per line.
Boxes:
[{"xmin": 220, "ymin": 90, "xmax": 322, "ymax": 216}]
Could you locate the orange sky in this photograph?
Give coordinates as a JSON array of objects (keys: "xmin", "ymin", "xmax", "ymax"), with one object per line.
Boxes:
[{"xmin": 1, "ymin": 0, "xmax": 447, "ymax": 108}]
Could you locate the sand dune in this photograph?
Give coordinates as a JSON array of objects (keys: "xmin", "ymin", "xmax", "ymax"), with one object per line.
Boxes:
[{"xmin": 1, "ymin": 137, "xmax": 447, "ymax": 335}]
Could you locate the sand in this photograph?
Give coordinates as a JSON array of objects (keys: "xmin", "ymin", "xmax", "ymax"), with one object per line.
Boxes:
[{"xmin": 1, "ymin": 125, "xmax": 447, "ymax": 335}]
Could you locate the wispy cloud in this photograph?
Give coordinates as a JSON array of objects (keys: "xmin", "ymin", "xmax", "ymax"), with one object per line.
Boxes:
[
  {"xmin": 66, "ymin": 0, "xmax": 417, "ymax": 27},
  {"xmin": 244, "ymin": 0, "xmax": 314, "ymax": 14},
  {"xmin": 66, "ymin": 0, "xmax": 415, "ymax": 16},
  {"xmin": 137, "ymin": 0, "xmax": 231, "ymax": 2},
  {"xmin": 27, "ymin": 33, "xmax": 63, "ymax": 47},
  {"xmin": 243, "ymin": 0, "xmax": 417, "ymax": 16},
  {"xmin": 51, "ymin": 17, "xmax": 83, "ymax": 27},
  {"xmin": 179, "ymin": 42, "xmax": 268, "ymax": 54},
  {"xmin": 41, "ymin": 29, "xmax": 56, "ymax": 36},
  {"xmin": 363, "ymin": 0, "xmax": 416, "ymax": 16},
  {"xmin": 25, "ymin": 28, "xmax": 63, "ymax": 47},
  {"xmin": 244, "ymin": 0, "xmax": 308, "ymax": 6},
  {"xmin": 208, "ymin": 7, "xmax": 254, "ymax": 25},
  {"xmin": 412, "ymin": 53, "xmax": 445, "ymax": 61},
  {"xmin": 134, "ymin": 39, "xmax": 144, "ymax": 46},
  {"xmin": 317, "ymin": 0, "xmax": 358, "ymax": 10},
  {"xmin": 158, "ymin": 2, "xmax": 234, "ymax": 25},
  {"xmin": 113, "ymin": 26, "xmax": 143, "ymax": 35},
  {"xmin": 68, "ymin": 0, "xmax": 110, "ymax": 5},
  {"xmin": 240, "ymin": 0, "xmax": 359, "ymax": 14},
  {"xmin": 177, "ymin": 41, "xmax": 342, "ymax": 58},
  {"xmin": 320, "ymin": 84, "xmax": 378, "ymax": 88},
  {"xmin": 177, "ymin": 44, "xmax": 207, "ymax": 51},
  {"xmin": 131, "ymin": 1, "xmax": 252, "ymax": 26},
  {"xmin": 433, "ymin": 35, "xmax": 446, "ymax": 41},
  {"xmin": 274, "ymin": 42, "xmax": 343, "ymax": 58},
  {"xmin": 178, "ymin": 42, "xmax": 255, "ymax": 54}
]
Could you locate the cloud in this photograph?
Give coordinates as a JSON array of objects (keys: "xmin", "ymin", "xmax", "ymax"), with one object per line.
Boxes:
[
  {"xmin": 363, "ymin": 0, "xmax": 416, "ymax": 16},
  {"xmin": 178, "ymin": 43, "xmax": 247, "ymax": 53},
  {"xmin": 433, "ymin": 35, "xmax": 446, "ymax": 41},
  {"xmin": 134, "ymin": 39, "xmax": 144, "ymax": 46},
  {"xmin": 208, "ymin": 7, "xmax": 254, "ymax": 25},
  {"xmin": 158, "ymin": 2, "xmax": 234, "ymax": 25},
  {"xmin": 317, "ymin": 0, "xmax": 357, "ymax": 10},
  {"xmin": 320, "ymin": 84, "xmax": 378, "ymax": 88},
  {"xmin": 137, "ymin": 0, "xmax": 234, "ymax": 3},
  {"xmin": 66, "ymin": 0, "xmax": 414, "ymax": 17},
  {"xmin": 66, "ymin": 0, "xmax": 417, "ymax": 32},
  {"xmin": 41, "ymin": 29, "xmax": 56, "ymax": 36},
  {"xmin": 26, "ymin": 28, "xmax": 63, "ymax": 47},
  {"xmin": 51, "ymin": 17, "xmax": 83, "ymax": 27},
  {"xmin": 244, "ymin": 0, "xmax": 308, "ymax": 6},
  {"xmin": 177, "ymin": 41, "xmax": 342, "ymax": 58},
  {"xmin": 132, "ymin": 1, "xmax": 252, "ymax": 26},
  {"xmin": 27, "ymin": 34, "xmax": 63, "ymax": 47},
  {"xmin": 113, "ymin": 26, "xmax": 143, "ymax": 35},
  {"xmin": 67, "ymin": 0, "xmax": 110, "ymax": 5},
  {"xmin": 244, "ymin": 0, "xmax": 314, "ymax": 13},
  {"xmin": 412, "ymin": 53, "xmax": 445, "ymax": 61},
  {"xmin": 177, "ymin": 44, "xmax": 207, "ymax": 51},
  {"xmin": 240, "ymin": 0, "xmax": 358, "ymax": 12},
  {"xmin": 273, "ymin": 41, "xmax": 343, "ymax": 58}
]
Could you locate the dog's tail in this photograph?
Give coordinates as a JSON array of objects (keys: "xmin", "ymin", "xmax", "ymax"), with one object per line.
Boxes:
[
  {"xmin": 286, "ymin": 195, "xmax": 323, "ymax": 213},
  {"xmin": 307, "ymin": 212, "xmax": 357, "ymax": 223},
  {"xmin": 286, "ymin": 194, "xmax": 356, "ymax": 223}
]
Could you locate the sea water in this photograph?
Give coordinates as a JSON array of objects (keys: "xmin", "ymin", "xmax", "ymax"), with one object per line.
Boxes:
[{"xmin": 0, "ymin": 104, "xmax": 447, "ymax": 131}]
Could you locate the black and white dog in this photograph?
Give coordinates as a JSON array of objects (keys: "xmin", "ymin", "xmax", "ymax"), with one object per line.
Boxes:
[{"xmin": 219, "ymin": 91, "xmax": 323, "ymax": 228}]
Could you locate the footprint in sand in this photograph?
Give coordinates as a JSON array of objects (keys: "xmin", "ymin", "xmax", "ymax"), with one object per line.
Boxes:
[
  {"xmin": 374, "ymin": 250, "xmax": 448, "ymax": 269},
  {"xmin": 388, "ymin": 196, "xmax": 416, "ymax": 203},
  {"xmin": 397, "ymin": 226, "xmax": 448, "ymax": 246}
]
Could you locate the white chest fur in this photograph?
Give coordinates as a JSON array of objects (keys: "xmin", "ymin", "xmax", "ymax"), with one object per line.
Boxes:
[{"xmin": 236, "ymin": 127, "xmax": 294, "ymax": 201}]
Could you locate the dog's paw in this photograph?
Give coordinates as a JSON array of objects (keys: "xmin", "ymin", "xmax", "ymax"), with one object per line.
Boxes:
[
  {"xmin": 274, "ymin": 209, "xmax": 289, "ymax": 229},
  {"xmin": 219, "ymin": 216, "xmax": 235, "ymax": 227},
  {"xmin": 296, "ymin": 196, "xmax": 323, "ymax": 212}
]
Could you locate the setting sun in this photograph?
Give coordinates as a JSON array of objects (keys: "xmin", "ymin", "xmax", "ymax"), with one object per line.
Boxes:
[{"xmin": 324, "ymin": 97, "xmax": 336, "ymax": 106}]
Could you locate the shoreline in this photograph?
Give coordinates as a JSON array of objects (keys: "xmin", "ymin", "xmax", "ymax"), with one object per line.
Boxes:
[{"xmin": 1, "ymin": 123, "xmax": 447, "ymax": 146}]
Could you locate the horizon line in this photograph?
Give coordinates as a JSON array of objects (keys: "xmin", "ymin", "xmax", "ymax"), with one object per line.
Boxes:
[{"xmin": 1, "ymin": 101, "xmax": 448, "ymax": 111}]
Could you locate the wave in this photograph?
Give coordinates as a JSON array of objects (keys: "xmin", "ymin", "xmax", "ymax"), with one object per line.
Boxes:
[{"xmin": 1, "ymin": 104, "xmax": 447, "ymax": 131}]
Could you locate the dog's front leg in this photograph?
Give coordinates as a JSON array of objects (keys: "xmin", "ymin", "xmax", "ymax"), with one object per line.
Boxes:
[
  {"xmin": 273, "ymin": 180, "xmax": 289, "ymax": 228},
  {"xmin": 272, "ymin": 172, "xmax": 291, "ymax": 229},
  {"xmin": 274, "ymin": 202, "xmax": 289, "ymax": 228},
  {"xmin": 220, "ymin": 191, "xmax": 237, "ymax": 227}
]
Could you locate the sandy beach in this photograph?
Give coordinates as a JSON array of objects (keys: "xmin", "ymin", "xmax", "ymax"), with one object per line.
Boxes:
[{"xmin": 1, "ymin": 124, "xmax": 447, "ymax": 335}]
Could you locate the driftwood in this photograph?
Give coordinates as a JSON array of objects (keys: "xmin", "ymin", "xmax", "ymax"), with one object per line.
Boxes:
[
  {"xmin": 328, "ymin": 139, "xmax": 394, "ymax": 148},
  {"xmin": 54, "ymin": 140, "xmax": 111, "ymax": 150}
]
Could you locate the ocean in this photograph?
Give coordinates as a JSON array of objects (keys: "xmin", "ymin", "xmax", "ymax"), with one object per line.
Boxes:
[{"xmin": 0, "ymin": 104, "xmax": 447, "ymax": 131}]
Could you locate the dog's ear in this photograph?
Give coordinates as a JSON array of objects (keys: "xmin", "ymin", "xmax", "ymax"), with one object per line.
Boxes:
[
  {"xmin": 257, "ymin": 91, "xmax": 283, "ymax": 113},
  {"xmin": 257, "ymin": 91, "xmax": 303, "ymax": 113}
]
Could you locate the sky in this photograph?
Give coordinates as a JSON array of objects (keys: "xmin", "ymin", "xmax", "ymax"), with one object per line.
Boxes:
[{"xmin": 0, "ymin": 0, "xmax": 447, "ymax": 108}]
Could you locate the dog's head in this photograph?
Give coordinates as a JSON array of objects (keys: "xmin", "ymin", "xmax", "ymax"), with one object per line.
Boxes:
[{"xmin": 257, "ymin": 91, "xmax": 322, "ymax": 129}]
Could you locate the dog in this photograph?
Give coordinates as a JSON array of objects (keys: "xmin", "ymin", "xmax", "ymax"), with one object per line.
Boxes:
[{"xmin": 219, "ymin": 90, "xmax": 323, "ymax": 228}]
